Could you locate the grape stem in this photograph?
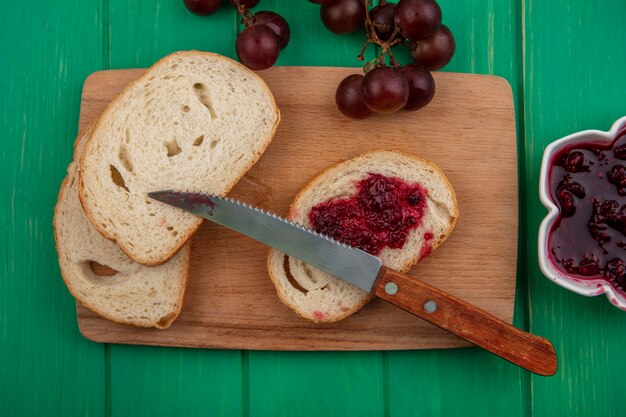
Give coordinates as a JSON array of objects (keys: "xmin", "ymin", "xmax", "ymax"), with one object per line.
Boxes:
[
  {"xmin": 232, "ymin": 0, "xmax": 254, "ymax": 27},
  {"xmin": 360, "ymin": 0, "xmax": 403, "ymax": 69}
]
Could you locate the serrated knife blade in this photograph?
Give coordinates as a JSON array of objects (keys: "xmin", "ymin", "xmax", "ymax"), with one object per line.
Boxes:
[
  {"xmin": 148, "ymin": 190, "xmax": 558, "ymax": 376},
  {"xmin": 147, "ymin": 190, "xmax": 383, "ymax": 292}
]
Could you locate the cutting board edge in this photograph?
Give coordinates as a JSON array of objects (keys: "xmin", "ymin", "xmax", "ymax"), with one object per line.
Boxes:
[
  {"xmin": 74, "ymin": 65, "xmax": 519, "ymax": 351},
  {"xmin": 76, "ymin": 314, "xmax": 477, "ymax": 351}
]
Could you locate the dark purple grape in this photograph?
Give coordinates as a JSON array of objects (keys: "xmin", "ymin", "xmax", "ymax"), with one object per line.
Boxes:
[
  {"xmin": 394, "ymin": 0, "xmax": 442, "ymax": 41},
  {"xmin": 309, "ymin": 0, "xmax": 336, "ymax": 4},
  {"xmin": 362, "ymin": 66, "xmax": 409, "ymax": 113},
  {"xmin": 235, "ymin": 24, "xmax": 280, "ymax": 70},
  {"xmin": 320, "ymin": 0, "xmax": 365, "ymax": 35},
  {"xmin": 228, "ymin": 0, "xmax": 260, "ymax": 9},
  {"xmin": 410, "ymin": 24, "xmax": 455, "ymax": 70},
  {"xmin": 335, "ymin": 74, "xmax": 372, "ymax": 119},
  {"xmin": 254, "ymin": 11, "xmax": 290, "ymax": 50},
  {"xmin": 370, "ymin": 2, "xmax": 397, "ymax": 41},
  {"xmin": 399, "ymin": 64, "xmax": 435, "ymax": 110},
  {"xmin": 183, "ymin": 0, "xmax": 221, "ymax": 15}
]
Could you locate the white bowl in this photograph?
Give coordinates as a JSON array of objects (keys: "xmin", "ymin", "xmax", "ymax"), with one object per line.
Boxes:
[{"xmin": 538, "ymin": 116, "xmax": 626, "ymax": 310}]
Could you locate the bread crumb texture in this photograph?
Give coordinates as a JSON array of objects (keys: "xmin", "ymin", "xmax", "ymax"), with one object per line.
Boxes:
[
  {"xmin": 79, "ymin": 51, "xmax": 279, "ymax": 265},
  {"xmin": 268, "ymin": 150, "xmax": 458, "ymax": 323},
  {"xmin": 54, "ymin": 125, "xmax": 189, "ymax": 329}
]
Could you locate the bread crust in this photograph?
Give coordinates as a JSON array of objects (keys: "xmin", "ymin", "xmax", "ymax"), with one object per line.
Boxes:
[
  {"xmin": 78, "ymin": 51, "xmax": 280, "ymax": 266},
  {"xmin": 266, "ymin": 250, "xmax": 375, "ymax": 323},
  {"xmin": 267, "ymin": 149, "xmax": 459, "ymax": 323},
  {"xmin": 54, "ymin": 124, "xmax": 190, "ymax": 329}
]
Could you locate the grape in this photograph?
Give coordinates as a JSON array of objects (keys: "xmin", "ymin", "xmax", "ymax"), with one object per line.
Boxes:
[
  {"xmin": 320, "ymin": 0, "xmax": 365, "ymax": 35},
  {"xmin": 370, "ymin": 2, "xmax": 397, "ymax": 42},
  {"xmin": 309, "ymin": 0, "xmax": 336, "ymax": 4},
  {"xmin": 410, "ymin": 24, "xmax": 455, "ymax": 70},
  {"xmin": 362, "ymin": 66, "xmax": 409, "ymax": 113},
  {"xmin": 183, "ymin": 0, "xmax": 221, "ymax": 15},
  {"xmin": 400, "ymin": 64, "xmax": 435, "ymax": 110},
  {"xmin": 394, "ymin": 0, "xmax": 442, "ymax": 41},
  {"xmin": 363, "ymin": 61, "xmax": 376, "ymax": 73},
  {"xmin": 254, "ymin": 11, "xmax": 290, "ymax": 50},
  {"xmin": 235, "ymin": 24, "xmax": 280, "ymax": 70},
  {"xmin": 228, "ymin": 0, "xmax": 260, "ymax": 9},
  {"xmin": 335, "ymin": 74, "xmax": 372, "ymax": 119}
]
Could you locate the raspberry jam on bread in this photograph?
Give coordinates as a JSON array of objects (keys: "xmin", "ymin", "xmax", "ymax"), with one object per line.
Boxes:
[
  {"xmin": 268, "ymin": 151, "xmax": 457, "ymax": 323},
  {"xmin": 309, "ymin": 173, "xmax": 429, "ymax": 255},
  {"xmin": 549, "ymin": 127, "xmax": 626, "ymax": 293}
]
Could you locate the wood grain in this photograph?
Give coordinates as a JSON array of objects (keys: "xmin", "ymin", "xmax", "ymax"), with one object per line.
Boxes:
[
  {"xmin": 523, "ymin": 0, "xmax": 626, "ymax": 415},
  {"xmin": 243, "ymin": 6, "xmax": 389, "ymax": 416},
  {"xmin": 104, "ymin": 4, "xmax": 247, "ymax": 417},
  {"xmin": 0, "ymin": 1, "xmax": 108, "ymax": 416},
  {"xmin": 4, "ymin": 0, "xmax": 623, "ymax": 414},
  {"xmin": 250, "ymin": 3, "xmax": 529, "ymax": 417},
  {"xmin": 75, "ymin": 66, "xmax": 517, "ymax": 350},
  {"xmin": 375, "ymin": 267, "xmax": 557, "ymax": 375}
]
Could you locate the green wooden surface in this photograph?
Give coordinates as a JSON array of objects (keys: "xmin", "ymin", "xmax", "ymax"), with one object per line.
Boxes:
[
  {"xmin": 1, "ymin": 0, "xmax": 625, "ymax": 416},
  {"xmin": 105, "ymin": 3, "xmax": 245, "ymax": 416},
  {"xmin": 524, "ymin": 1, "xmax": 626, "ymax": 416},
  {"xmin": 0, "ymin": 1, "xmax": 106, "ymax": 416}
]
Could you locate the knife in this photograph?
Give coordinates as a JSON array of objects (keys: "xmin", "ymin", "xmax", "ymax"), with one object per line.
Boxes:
[{"xmin": 148, "ymin": 190, "xmax": 557, "ymax": 376}]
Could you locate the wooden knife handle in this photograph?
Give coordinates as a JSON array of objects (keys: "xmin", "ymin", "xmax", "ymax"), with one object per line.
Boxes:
[{"xmin": 374, "ymin": 267, "xmax": 558, "ymax": 376}]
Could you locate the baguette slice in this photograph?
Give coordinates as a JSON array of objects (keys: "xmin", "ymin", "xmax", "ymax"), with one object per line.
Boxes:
[
  {"xmin": 79, "ymin": 51, "xmax": 280, "ymax": 265},
  {"xmin": 54, "ymin": 124, "xmax": 190, "ymax": 329},
  {"xmin": 268, "ymin": 150, "xmax": 458, "ymax": 323}
]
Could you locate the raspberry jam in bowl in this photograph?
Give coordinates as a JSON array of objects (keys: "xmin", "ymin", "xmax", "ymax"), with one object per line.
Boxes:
[{"xmin": 539, "ymin": 116, "xmax": 626, "ymax": 310}]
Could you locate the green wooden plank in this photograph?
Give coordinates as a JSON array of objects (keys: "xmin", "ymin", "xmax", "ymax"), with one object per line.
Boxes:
[
  {"xmin": 268, "ymin": 1, "xmax": 370, "ymax": 68},
  {"xmin": 106, "ymin": 2, "xmax": 243, "ymax": 416},
  {"xmin": 524, "ymin": 1, "xmax": 626, "ymax": 416},
  {"xmin": 387, "ymin": 0, "xmax": 530, "ymax": 415},
  {"xmin": 248, "ymin": 351, "xmax": 384, "ymax": 417},
  {"xmin": 110, "ymin": 346, "xmax": 243, "ymax": 417},
  {"xmin": 0, "ymin": 0, "xmax": 106, "ymax": 416},
  {"xmin": 243, "ymin": 3, "xmax": 385, "ymax": 416},
  {"xmin": 108, "ymin": 0, "xmax": 239, "ymax": 69}
]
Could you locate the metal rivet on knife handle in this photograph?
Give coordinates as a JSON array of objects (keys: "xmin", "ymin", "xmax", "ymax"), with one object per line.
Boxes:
[
  {"xmin": 149, "ymin": 192, "xmax": 558, "ymax": 376},
  {"xmin": 384, "ymin": 282, "xmax": 398, "ymax": 295},
  {"xmin": 374, "ymin": 267, "xmax": 558, "ymax": 376},
  {"xmin": 423, "ymin": 300, "xmax": 438, "ymax": 314}
]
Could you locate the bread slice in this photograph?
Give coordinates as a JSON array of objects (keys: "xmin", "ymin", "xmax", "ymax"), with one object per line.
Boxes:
[
  {"xmin": 54, "ymin": 124, "xmax": 190, "ymax": 329},
  {"xmin": 79, "ymin": 51, "xmax": 280, "ymax": 265},
  {"xmin": 268, "ymin": 150, "xmax": 458, "ymax": 323}
]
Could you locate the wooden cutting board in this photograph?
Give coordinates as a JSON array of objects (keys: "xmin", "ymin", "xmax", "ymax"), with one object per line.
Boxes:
[{"xmin": 76, "ymin": 66, "xmax": 517, "ymax": 350}]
